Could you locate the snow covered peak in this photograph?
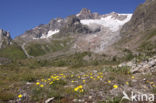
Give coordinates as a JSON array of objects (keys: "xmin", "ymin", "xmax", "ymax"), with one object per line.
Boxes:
[{"xmin": 80, "ymin": 13, "xmax": 132, "ymax": 32}]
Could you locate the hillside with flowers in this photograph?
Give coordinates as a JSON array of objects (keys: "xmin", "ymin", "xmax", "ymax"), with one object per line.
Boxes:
[{"xmin": 0, "ymin": 0, "xmax": 156, "ymax": 103}]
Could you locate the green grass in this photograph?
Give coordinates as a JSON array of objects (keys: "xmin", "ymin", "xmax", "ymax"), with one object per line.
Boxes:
[
  {"xmin": 26, "ymin": 37, "xmax": 73, "ymax": 57},
  {"xmin": 137, "ymin": 40, "xmax": 156, "ymax": 61},
  {"xmin": 31, "ymin": 79, "xmax": 67, "ymax": 102},
  {"xmin": 0, "ymin": 44, "xmax": 26, "ymax": 60},
  {"xmin": 48, "ymin": 52, "xmax": 126, "ymax": 68},
  {"xmin": 49, "ymin": 52, "xmax": 93, "ymax": 67},
  {"xmin": 26, "ymin": 43, "xmax": 47, "ymax": 56},
  {"xmin": 103, "ymin": 66, "xmax": 130, "ymax": 75}
]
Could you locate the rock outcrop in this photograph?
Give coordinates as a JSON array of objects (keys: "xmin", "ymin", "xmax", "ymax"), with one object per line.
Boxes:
[
  {"xmin": 59, "ymin": 15, "xmax": 95, "ymax": 35},
  {"xmin": 0, "ymin": 29, "xmax": 12, "ymax": 49},
  {"xmin": 119, "ymin": 55, "xmax": 156, "ymax": 74},
  {"xmin": 76, "ymin": 8, "xmax": 100, "ymax": 19}
]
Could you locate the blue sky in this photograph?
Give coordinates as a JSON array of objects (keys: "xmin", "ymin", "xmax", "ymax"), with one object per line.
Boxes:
[{"xmin": 0, "ymin": 0, "xmax": 145, "ymax": 38}]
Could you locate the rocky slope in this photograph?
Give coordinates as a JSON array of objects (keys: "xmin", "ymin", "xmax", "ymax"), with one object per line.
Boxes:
[
  {"xmin": 119, "ymin": 0, "xmax": 156, "ymax": 50},
  {"xmin": 14, "ymin": 8, "xmax": 99, "ymax": 43},
  {"xmin": 0, "ymin": 29, "xmax": 12, "ymax": 49},
  {"xmin": 121, "ymin": 0, "xmax": 156, "ymax": 35}
]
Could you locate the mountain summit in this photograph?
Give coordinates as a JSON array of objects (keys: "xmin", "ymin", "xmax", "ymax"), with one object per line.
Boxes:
[{"xmin": 76, "ymin": 8, "xmax": 99, "ymax": 19}]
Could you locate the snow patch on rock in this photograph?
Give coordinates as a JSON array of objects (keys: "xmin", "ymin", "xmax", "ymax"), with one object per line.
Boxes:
[{"xmin": 33, "ymin": 30, "xmax": 59, "ymax": 39}]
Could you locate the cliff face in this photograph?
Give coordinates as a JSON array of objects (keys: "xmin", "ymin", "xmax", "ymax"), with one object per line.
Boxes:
[{"xmin": 0, "ymin": 29, "xmax": 12, "ymax": 49}]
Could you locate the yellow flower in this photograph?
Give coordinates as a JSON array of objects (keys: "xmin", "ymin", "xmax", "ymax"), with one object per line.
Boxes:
[
  {"xmin": 131, "ymin": 76, "xmax": 135, "ymax": 79},
  {"xmin": 74, "ymin": 87, "xmax": 78, "ymax": 92},
  {"xmin": 86, "ymin": 75, "xmax": 89, "ymax": 77},
  {"xmin": 40, "ymin": 84, "xmax": 44, "ymax": 88},
  {"xmin": 108, "ymin": 80, "xmax": 111, "ymax": 83},
  {"xmin": 56, "ymin": 78, "xmax": 59, "ymax": 81},
  {"xmin": 113, "ymin": 85, "xmax": 118, "ymax": 89},
  {"xmin": 97, "ymin": 76, "xmax": 100, "ymax": 79},
  {"xmin": 126, "ymin": 82, "xmax": 129, "ymax": 85},
  {"xmin": 49, "ymin": 81, "xmax": 53, "ymax": 85},
  {"xmin": 36, "ymin": 82, "xmax": 40, "ymax": 85},
  {"xmin": 72, "ymin": 80, "xmax": 74, "ymax": 83},
  {"xmin": 74, "ymin": 85, "xmax": 84, "ymax": 92},
  {"xmin": 18, "ymin": 94, "xmax": 23, "ymax": 98},
  {"xmin": 78, "ymin": 85, "xmax": 83, "ymax": 88},
  {"xmin": 83, "ymin": 80, "xmax": 86, "ymax": 83},
  {"xmin": 48, "ymin": 78, "xmax": 51, "ymax": 81},
  {"xmin": 60, "ymin": 74, "xmax": 64, "ymax": 75},
  {"xmin": 71, "ymin": 75, "xmax": 74, "ymax": 77}
]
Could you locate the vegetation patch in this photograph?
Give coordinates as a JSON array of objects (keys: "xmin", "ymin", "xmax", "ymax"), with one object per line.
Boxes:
[
  {"xmin": 26, "ymin": 37, "xmax": 73, "ymax": 57},
  {"xmin": 0, "ymin": 44, "xmax": 26, "ymax": 60}
]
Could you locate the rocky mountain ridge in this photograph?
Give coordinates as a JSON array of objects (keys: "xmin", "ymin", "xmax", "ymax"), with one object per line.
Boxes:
[
  {"xmin": 14, "ymin": 8, "xmax": 132, "ymax": 55},
  {"xmin": 15, "ymin": 8, "xmax": 132, "ymax": 41}
]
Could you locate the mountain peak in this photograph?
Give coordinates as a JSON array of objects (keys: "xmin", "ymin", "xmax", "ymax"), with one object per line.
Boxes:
[
  {"xmin": 79, "ymin": 8, "xmax": 91, "ymax": 15},
  {"xmin": 77, "ymin": 8, "xmax": 97, "ymax": 19}
]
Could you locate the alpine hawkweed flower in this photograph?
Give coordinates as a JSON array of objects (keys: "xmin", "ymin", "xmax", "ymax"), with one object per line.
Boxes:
[
  {"xmin": 131, "ymin": 76, "xmax": 135, "ymax": 79},
  {"xmin": 108, "ymin": 80, "xmax": 111, "ymax": 83},
  {"xmin": 40, "ymin": 84, "xmax": 44, "ymax": 88},
  {"xmin": 126, "ymin": 81, "xmax": 129, "ymax": 85},
  {"xmin": 36, "ymin": 82, "xmax": 40, "ymax": 85},
  {"xmin": 74, "ymin": 87, "xmax": 79, "ymax": 92},
  {"xmin": 113, "ymin": 85, "xmax": 118, "ymax": 89},
  {"xmin": 18, "ymin": 94, "xmax": 23, "ymax": 98},
  {"xmin": 74, "ymin": 85, "xmax": 84, "ymax": 92},
  {"xmin": 49, "ymin": 81, "xmax": 53, "ymax": 85},
  {"xmin": 83, "ymin": 80, "xmax": 85, "ymax": 83}
]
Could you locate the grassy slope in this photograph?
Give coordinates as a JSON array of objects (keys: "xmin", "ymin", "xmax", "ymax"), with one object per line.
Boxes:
[
  {"xmin": 25, "ymin": 37, "xmax": 73, "ymax": 57},
  {"xmin": 0, "ymin": 44, "xmax": 26, "ymax": 60}
]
